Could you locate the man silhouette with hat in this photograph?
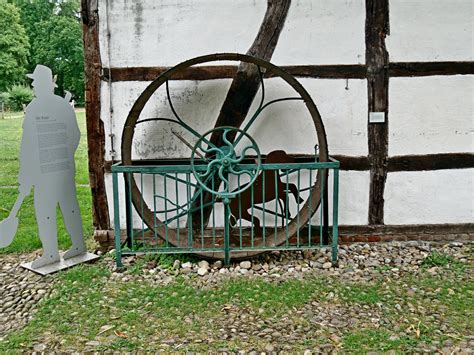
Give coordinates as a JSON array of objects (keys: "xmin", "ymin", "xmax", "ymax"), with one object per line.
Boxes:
[{"xmin": 19, "ymin": 65, "xmax": 86, "ymax": 268}]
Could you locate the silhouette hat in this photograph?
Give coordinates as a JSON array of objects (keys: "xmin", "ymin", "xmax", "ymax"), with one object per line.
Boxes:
[{"xmin": 27, "ymin": 65, "xmax": 57, "ymax": 87}]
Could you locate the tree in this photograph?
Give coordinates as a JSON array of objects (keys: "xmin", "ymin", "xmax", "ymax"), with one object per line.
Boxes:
[
  {"xmin": 10, "ymin": 0, "xmax": 84, "ymax": 104},
  {"xmin": 0, "ymin": 1, "xmax": 30, "ymax": 92},
  {"xmin": 31, "ymin": 14, "xmax": 85, "ymax": 103}
]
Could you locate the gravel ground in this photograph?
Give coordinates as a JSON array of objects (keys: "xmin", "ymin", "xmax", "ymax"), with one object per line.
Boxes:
[
  {"xmin": 0, "ymin": 252, "xmax": 57, "ymax": 337},
  {"xmin": 0, "ymin": 240, "xmax": 472, "ymax": 353},
  {"xmin": 105, "ymin": 240, "xmax": 472, "ymax": 287}
]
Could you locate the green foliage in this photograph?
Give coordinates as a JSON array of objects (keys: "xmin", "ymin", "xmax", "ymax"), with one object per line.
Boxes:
[
  {"xmin": 422, "ymin": 251, "xmax": 454, "ymax": 267},
  {"xmin": 5, "ymin": 84, "xmax": 33, "ymax": 111},
  {"xmin": 0, "ymin": 1, "xmax": 30, "ymax": 91},
  {"xmin": 7, "ymin": 0, "xmax": 84, "ymax": 104}
]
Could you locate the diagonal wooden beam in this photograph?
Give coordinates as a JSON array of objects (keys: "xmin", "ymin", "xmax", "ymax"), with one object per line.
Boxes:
[{"xmin": 192, "ymin": 0, "xmax": 292, "ymax": 230}]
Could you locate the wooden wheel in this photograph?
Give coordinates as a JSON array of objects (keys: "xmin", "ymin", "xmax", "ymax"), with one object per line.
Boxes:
[{"xmin": 121, "ymin": 53, "xmax": 328, "ymax": 260}]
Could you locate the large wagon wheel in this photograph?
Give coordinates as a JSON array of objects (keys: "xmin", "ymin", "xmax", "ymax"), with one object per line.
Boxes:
[{"xmin": 121, "ymin": 53, "xmax": 328, "ymax": 260}]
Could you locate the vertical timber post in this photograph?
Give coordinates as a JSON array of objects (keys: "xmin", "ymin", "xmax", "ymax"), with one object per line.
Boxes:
[
  {"xmin": 112, "ymin": 171, "xmax": 122, "ymax": 267},
  {"xmin": 82, "ymin": 0, "xmax": 111, "ymax": 235},
  {"xmin": 332, "ymin": 167, "xmax": 339, "ymax": 266},
  {"xmin": 366, "ymin": 0, "xmax": 390, "ymax": 225}
]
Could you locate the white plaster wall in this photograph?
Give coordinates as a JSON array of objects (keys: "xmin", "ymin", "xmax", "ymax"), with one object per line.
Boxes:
[
  {"xmin": 387, "ymin": 0, "xmax": 474, "ymax": 62},
  {"xmin": 101, "ymin": 79, "xmax": 233, "ymax": 161},
  {"xmin": 385, "ymin": 169, "xmax": 474, "ymax": 225},
  {"xmin": 389, "ymin": 76, "xmax": 474, "ymax": 156},
  {"xmin": 310, "ymin": 170, "xmax": 369, "ymax": 226},
  {"xmin": 99, "ymin": 0, "xmax": 266, "ymax": 67},
  {"xmin": 102, "ymin": 78, "xmax": 367, "ymax": 161},
  {"xmin": 99, "ymin": 0, "xmax": 365, "ymax": 67},
  {"xmin": 271, "ymin": 0, "xmax": 365, "ymax": 65}
]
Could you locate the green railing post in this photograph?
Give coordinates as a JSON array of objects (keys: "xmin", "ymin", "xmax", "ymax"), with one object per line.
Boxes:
[
  {"xmin": 223, "ymin": 198, "xmax": 231, "ymax": 266},
  {"xmin": 332, "ymin": 168, "xmax": 339, "ymax": 266},
  {"xmin": 112, "ymin": 171, "xmax": 123, "ymax": 267}
]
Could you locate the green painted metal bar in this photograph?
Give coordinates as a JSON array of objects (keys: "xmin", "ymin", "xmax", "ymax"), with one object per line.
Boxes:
[
  {"xmin": 274, "ymin": 171, "xmax": 278, "ymax": 245},
  {"xmin": 175, "ymin": 172, "xmax": 180, "ymax": 247},
  {"xmin": 112, "ymin": 171, "xmax": 123, "ymax": 267},
  {"xmin": 164, "ymin": 175, "xmax": 169, "ymax": 247},
  {"xmin": 262, "ymin": 170, "xmax": 266, "ymax": 246},
  {"xmin": 200, "ymin": 182, "xmax": 204, "ymax": 248},
  {"xmin": 251, "ymin": 179, "xmax": 254, "ymax": 248},
  {"xmin": 127, "ymin": 172, "xmax": 133, "ymax": 249},
  {"xmin": 112, "ymin": 160, "xmax": 340, "ymax": 173},
  {"xmin": 285, "ymin": 171, "xmax": 289, "ymax": 247},
  {"xmin": 238, "ymin": 175, "xmax": 242, "ymax": 248},
  {"xmin": 140, "ymin": 173, "xmax": 145, "ymax": 245},
  {"xmin": 212, "ymin": 177, "xmax": 216, "ymax": 246},
  {"xmin": 308, "ymin": 169, "xmax": 313, "ymax": 247},
  {"xmin": 158, "ymin": 173, "xmax": 199, "ymax": 188},
  {"xmin": 296, "ymin": 169, "xmax": 300, "ymax": 247},
  {"xmin": 112, "ymin": 158, "xmax": 340, "ymax": 266},
  {"xmin": 319, "ymin": 169, "xmax": 324, "ymax": 246},
  {"xmin": 152, "ymin": 174, "xmax": 158, "ymax": 246},
  {"xmin": 186, "ymin": 173, "xmax": 193, "ymax": 247},
  {"xmin": 332, "ymin": 168, "xmax": 339, "ymax": 266},
  {"xmin": 224, "ymin": 199, "xmax": 230, "ymax": 265}
]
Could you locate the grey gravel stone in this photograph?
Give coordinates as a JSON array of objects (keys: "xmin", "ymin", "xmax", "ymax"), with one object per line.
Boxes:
[
  {"xmin": 240, "ymin": 261, "xmax": 251, "ymax": 269},
  {"xmin": 197, "ymin": 268, "xmax": 208, "ymax": 276},
  {"xmin": 1, "ymin": 240, "xmax": 472, "ymax": 353}
]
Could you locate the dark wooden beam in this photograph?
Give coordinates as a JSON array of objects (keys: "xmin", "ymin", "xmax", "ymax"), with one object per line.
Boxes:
[
  {"xmin": 389, "ymin": 61, "xmax": 474, "ymax": 77},
  {"xmin": 82, "ymin": 0, "xmax": 111, "ymax": 231},
  {"xmin": 332, "ymin": 155, "xmax": 370, "ymax": 171},
  {"xmin": 388, "ymin": 153, "xmax": 474, "ymax": 172},
  {"xmin": 105, "ymin": 152, "xmax": 474, "ymax": 174},
  {"xmin": 339, "ymin": 223, "xmax": 474, "ymax": 236},
  {"xmin": 192, "ymin": 0, "xmax": 292, "ymax": 231},
  {"xmin": 366, "ymin": 0, "xmax": 390, "ymax": 225},
  {"xmin": 103, "ymin": 66, "xmax": 237, "ymax": 82},
  {"xmin": 102, "ymin": 61, "xmax": 473, "ymax": 82},
  {"xmin": 103, "ymin": 64, "xmax": 367, "ymax": 81}
]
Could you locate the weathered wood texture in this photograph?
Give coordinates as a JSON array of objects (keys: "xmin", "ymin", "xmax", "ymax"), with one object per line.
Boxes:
[
  {"xmin": 389, "ymin": 61, "xmax": 474, "ymax": 76},
  {"xmin": 366, "ymin": 0, "xmax": 389, "ymax": 225},
  {"xmin": 339, "ymin": 223, "xmax": 474, "ymax": 236},
  {"xmin": 104, "ymin": 153, "xmax": 474, "ymax": 174},
  {"xmin": 387, "ymin": 153, "xmax": 474, "ymax": 172},
  {"xmin": 103, "ymin": 64, "xmax": 367, "ymax": 81},
  {"xmin": 192, "ymin": 0, "xmax": 292, "ymax": 230},
  {"xmin": 82, "ymin": 0, "xmax": 110, "ymax": 231},
  {"xmin": 209, "ymin": 0, "xmax": 292, "ymax": 144},
  {"xmin": 102, "ymin": 61, "xmax": 473, "ymax": 82}
]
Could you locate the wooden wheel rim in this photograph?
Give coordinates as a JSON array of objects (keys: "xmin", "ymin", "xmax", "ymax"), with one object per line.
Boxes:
[{"xmin": 121, "ymin": 53, "xmax": 329, "ymax": 259}]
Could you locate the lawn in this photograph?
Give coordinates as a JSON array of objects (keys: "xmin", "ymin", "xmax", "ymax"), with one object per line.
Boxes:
[
  {"xmin": 0, "ymin": 110, "xmax": 93, "ymax": 253},
  {"xmin": 0, "ymin": 254, "xmax": 472, "ymax": 352}
]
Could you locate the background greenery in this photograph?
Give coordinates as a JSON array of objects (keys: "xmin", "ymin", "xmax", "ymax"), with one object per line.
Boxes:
[{"xmin": 0, "ymin": 0, "xmax": 84, "ymax": 108}]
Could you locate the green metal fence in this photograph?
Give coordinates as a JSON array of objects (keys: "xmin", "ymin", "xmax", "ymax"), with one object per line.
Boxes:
[{"xmin": 112, "ymin": 156, "xmax": 339, "ymax": 267}]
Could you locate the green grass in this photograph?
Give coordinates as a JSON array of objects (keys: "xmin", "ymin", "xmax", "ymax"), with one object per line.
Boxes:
[
  {"xmin": 0, "ymin": 110, "xmax": 89, "ymax": 186},
  {"xmin": 0, "ymin": 110, "xmax": 93, "ymax": 253}
]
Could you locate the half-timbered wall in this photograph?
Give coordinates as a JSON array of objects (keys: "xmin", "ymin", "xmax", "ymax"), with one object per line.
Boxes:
[{"xmin": 82, "ymin": 0, "xmax": 473, "ymax": 233}]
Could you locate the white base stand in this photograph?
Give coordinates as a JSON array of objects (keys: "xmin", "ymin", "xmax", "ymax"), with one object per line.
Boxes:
[{"xmin": 21, "ymin": 252, "xmax": 100, "ymax": 275}]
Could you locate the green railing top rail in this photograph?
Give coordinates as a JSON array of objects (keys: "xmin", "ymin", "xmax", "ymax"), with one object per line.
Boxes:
[{"xmin": 112, "ymin": 157, "xmax": 340, "ymax": 173}]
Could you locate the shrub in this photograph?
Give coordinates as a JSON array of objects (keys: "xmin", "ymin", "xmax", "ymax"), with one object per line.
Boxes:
[
  {"xmin": 6, "ymin": 85, "xmax": 33, "ymax": 111},
  {"xmin": 0, "ymin": 92, "xmax": 9, "ymax": 107}
]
